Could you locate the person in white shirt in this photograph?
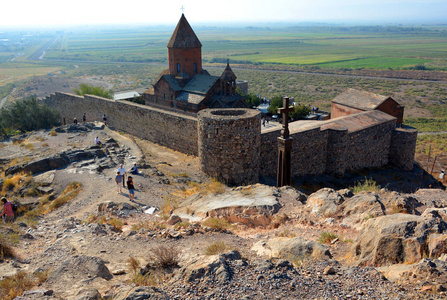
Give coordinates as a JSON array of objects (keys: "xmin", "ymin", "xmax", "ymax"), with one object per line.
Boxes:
[{"xmin": 117, "ymin": 164, "xmax": 126, "ymax": 187}]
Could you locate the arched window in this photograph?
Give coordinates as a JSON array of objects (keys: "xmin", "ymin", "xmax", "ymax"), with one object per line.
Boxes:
[{"xmin": 177, "ymin": 63, "xmax": 181, "ymax": 72}]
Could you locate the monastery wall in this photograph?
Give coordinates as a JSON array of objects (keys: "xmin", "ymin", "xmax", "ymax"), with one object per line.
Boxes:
[
  {"xmin": 43, "ymin": 94, "xmax": 417, "ymax": 185},
  {"xmin": 43, "ymin": 92, "xmax": 199, "ymax": 156}
]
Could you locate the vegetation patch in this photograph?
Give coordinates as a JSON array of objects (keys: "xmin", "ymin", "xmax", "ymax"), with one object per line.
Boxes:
[
  {"xmin": 149, "ymin": 245, "xmax": 181, "ymax": 268},
  {"xmin": 350, "ymin": 177, "xmax": 380, "ymax": 193},
  {"xmin": 205, "ymin": 241, "xmax": 230, "ymax": 255},
  {"xmin": 318, "ymin": 232, "xmax": 338, "ymax": 244},
  {"xmin": 0, "ymin": 271, "xmax": 48, "ymax": 300},
  {"xmin": 202, "ymin": 217, "xmax": 232, "ymax": 231}
]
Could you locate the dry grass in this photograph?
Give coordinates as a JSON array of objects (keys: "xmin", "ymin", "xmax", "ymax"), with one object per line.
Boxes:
[
  {"xmin": 318, "ymin": 232, "xmax": 338, "ymax": 244},
  {"xmin": 149, "ymin": 245, "xmax": 181, "ymax": 268},
  {"xmin": 350, "ymin": 178, "xmax": 380, "ymax": 194},
  {"xmin": 0, "ymin": 271, "xmax": 36, "ymax": 300},
  {"xmin": 49, "ymin": 130, "xmax": 57, "ymax": 136},
  {"xmin": 173, "ymin": 178, "xmax": 226, "ymax": 199},
  {"xmin": 204, "ymin": 241, "xmax": 229, "ymax": 255},
  {"xmin": 108, "ymin": 218, "xmax": 124, "ymax": 232},
  {"xmin": 202, "ymin": 217, "xmax": 232, "ymax": 231},
  {"xmin": 1, "ymin": 173, "xmax": 32, "ymax": 196},
  {"xmin": 270, "ymin": 213, "xmax": 289, "ymax": 229},
  {"xmin": 21, "ymin": 182, "xmax": 83, "ymax": 222},
  {"xmin": 160, "ymin": 196, "xmax": 180, "ymax": 214},
  {"xmin": 0, "ymin": 232, "xmax": 19, "ymax": 259},
  {"xmin": 85, "ymin": 215, "xmax": 123, "ymax": 232},
  {"xmin": 131, "ymin": 220, "xmax": 167, "ymax": 231},
  {"xmin": 277, "ymin": 229, "xmax": 296, "ymax": 238},
  {"xmin": 47, "ymin": 182, "xmax": 82, "ymax": 211}
]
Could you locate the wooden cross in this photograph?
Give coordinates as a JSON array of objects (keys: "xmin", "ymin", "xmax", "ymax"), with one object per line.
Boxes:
[
  {"xmin": 181, "ymin": 5, "xmax": 185, "ymax": 14},
  {"xmin": 277, "ymin": 97, "xmax": 294, "ymax": 139}
]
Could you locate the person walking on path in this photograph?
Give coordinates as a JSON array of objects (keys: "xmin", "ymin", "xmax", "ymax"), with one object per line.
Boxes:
[
  {"xmin": 127, "ymin": 176, "xmax": 135, "ymax": 202},
  {"xmin": 115, "ymin": 171, "xmax": 123, "ymax": 194},
  {"xmin": 118, "ymin": 164, "xmax": 126, "ymax": 187},
  {"xmin": 102, "ymin": 114, "xmax": 107, "ymax": 126},
  {"xmin": 0, "ymin": 197, "xmax": 14, "ymax": 223},
  {"xmin": 83, "ymin": 113, "xmax": 86, "ymax": 124},
  {"xmin": 440, "ymin": 170, "xmax": 445, "ymax": 183}
]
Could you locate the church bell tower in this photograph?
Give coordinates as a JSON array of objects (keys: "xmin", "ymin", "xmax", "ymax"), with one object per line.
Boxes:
[{"xmin": 167, "ymin": 14, "xmax": 202, "ymax": 78}]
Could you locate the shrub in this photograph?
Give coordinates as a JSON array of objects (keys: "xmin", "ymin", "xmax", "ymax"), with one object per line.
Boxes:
[
  {"xmin": 108, "ymin": 218, "xmax": 124, "ymax": 232},
  {"xmin": 202, "ymin": 217, "xmax": 231, "ymax": 231},
  {"xmin": 73, "ymin": 83, "xmax": 114, "ymax": 99},
  {"xmin": 49, "ymin": 130, "xmax": 57, "ymax": 136},
  {"xmin": 318, "ymin": 232, "xmax": 338, "ymax": 244},
  {"xmin": 149, "ymin": 245, "xmax": 181, "ymax": 268},
  {"xmin": 0, "ymin": 271, "xmax": 35, "ymax": 300},
  {"xmin": 204, "ymin": 241, "xmax": 228, "ymax": 255},
  {"xmin": 350, "ymin": 177, "xmax": 380, "ymax": 193},
  {"xmin": 0, "ymin": 96, "xmax": 60, "ymax": 136}
]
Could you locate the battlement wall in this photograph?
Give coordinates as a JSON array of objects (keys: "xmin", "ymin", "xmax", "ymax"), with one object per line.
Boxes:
[{"xmin": 43, "ymin": 92, "xmax": 199, "ymax": 156}]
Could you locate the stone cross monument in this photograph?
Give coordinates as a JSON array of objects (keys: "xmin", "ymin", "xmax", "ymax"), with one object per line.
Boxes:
[{"xmin": 277, "ymin": 97, "xmax": 294, "ymax": 187}]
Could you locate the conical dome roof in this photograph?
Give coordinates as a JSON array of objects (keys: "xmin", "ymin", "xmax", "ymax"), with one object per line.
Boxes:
[{"xmin": 167, "ymin": 14, "xmax": 202, "ymax": 48}]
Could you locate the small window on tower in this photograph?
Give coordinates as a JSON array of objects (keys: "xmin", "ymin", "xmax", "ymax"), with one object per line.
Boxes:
[
  {"xmin": 194, "ymin": 63, "xmax": 197, "ymax": 74},
  {"xmin": 177, "ymin": 63, "xmax": 181, "ymax": 72}
]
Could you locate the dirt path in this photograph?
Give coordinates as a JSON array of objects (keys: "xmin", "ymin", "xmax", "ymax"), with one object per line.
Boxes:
[{"xmin": 0, "ymin": 87, "xmax": 16, "ymax": 108}]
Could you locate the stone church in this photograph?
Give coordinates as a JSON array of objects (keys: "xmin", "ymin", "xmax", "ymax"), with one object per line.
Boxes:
[{"xmin": 143, "ymin": 14, "xmax": 248, "ymax": 114}]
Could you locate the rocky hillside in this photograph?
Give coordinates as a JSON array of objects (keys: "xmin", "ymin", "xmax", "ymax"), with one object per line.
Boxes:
[{"xmin": 0, "ymin": 123, "xmax": 446, "ymax": 299}]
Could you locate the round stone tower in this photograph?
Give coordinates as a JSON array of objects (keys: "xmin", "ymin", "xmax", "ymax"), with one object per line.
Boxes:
[{"xmin": 198, "ymin": 108, "xmax": 261, "ymax": 186}]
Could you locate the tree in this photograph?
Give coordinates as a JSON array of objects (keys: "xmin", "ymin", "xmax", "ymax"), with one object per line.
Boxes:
[
  {"xmin": 73, "ymin": 84, "xmax": 114, "ymax": 99},
  {"xmin": 267, "ymin": 95, "xmax": 284, "ymax": 115},
  {"xmin": 244, "ymin": 93, "xmax": 261, "ymax": 107},
  {"xmin": 291, "ymin": 104, "xmax": 311, "ymax": 120},
  {"xmin": 0, "ymin": 96, "xmax": 60, "ymax": 136}
]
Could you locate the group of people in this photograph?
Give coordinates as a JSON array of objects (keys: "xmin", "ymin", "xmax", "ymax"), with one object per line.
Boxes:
[
  {"xmin": 115, "ymin": 163, "xmax": 139, "ymax": 201},
  {"xmin": 72, "ymin": 113, "xmax": 107, "ymax": 126},
  {"xmin": 262, "ymin": 116, "xmax": 270, "ymax": 126}
]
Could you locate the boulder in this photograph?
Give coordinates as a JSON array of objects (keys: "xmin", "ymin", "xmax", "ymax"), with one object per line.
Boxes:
[
  {"xmin": 381, "ymin": 192, "xmax": 419, "ymax": 214},
  {"xmin": 166, "ymin": 215, "xmax": 181, "ymax": 225},
  {"xmin": 75, "ymin": 288, "xmax": 102, "ymax": 300},
  {"xmin": 173, "ymin": 251, "xmax": 241, "ymax": 283},
  {"xmin": 307, "ymin": 188, "xmax": 343, "ymax": 216},
  {"xmin": 173, "ymin": 184, "xmax": 281, "ymax": 226},
  {"xmin": 379, "ymin": 258, "xmax": 447, "ymax": 288},
  {"xmin": 350, "ymin": 212, "xmax": 447, "ymax": 266},
  {"xmin": 46, "ymin": 255, "xmax": 112, "ymax": 285},
  {"xmin": 428, "ymin": 234, "xmax": 447, "ymax": 258},
  {"xmin": 33, "ymin": 170, "xmax": 56, "ymax": 186},
  {"xmin": 5, "ymin": 147, "xmax": 106, "ymax": 176},
  {"xmin": 277, "ymin": 236, "xmax": 332, "ymax": 260},
  {"xmin": 112, "ymin": 287, "xmax": 168, "ymax": 300},
  {"xmin": 342, "ymin": 192, "xmax": 385, "ymax": 226}
]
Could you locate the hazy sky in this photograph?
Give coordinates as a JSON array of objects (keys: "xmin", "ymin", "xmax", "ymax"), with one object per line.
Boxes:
[{"xmin": 2, "ymin": 0, "xmax": 446, "ymax": 28}]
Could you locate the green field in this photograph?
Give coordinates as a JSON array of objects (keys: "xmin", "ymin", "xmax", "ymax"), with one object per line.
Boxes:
[{"xmin": 37, "ymin": 25, "xmax": 447, "ymax": 71}]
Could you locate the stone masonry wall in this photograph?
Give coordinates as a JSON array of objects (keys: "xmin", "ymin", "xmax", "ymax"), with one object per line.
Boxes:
[
  {"xmin": 389, "ymin": 126, "xmax": 418, "ymax": 170},
  {"xmin": 198, "ymin": 109, "xmax": 261, "ymax": 185},
  {"xmin": 43, "ymin": 92, "xmax": 198, "ymax": 156},
  {"xmin": 260, "ymin": 112, "xmax": 402, "ymax": 179},
  {"xmin": 344, "ymin": 119, "xmax": 396, "ymax": 171}
]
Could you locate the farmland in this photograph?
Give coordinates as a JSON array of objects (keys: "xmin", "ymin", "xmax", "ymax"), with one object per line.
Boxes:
[{"xmin": 40, "ymin": 25, "xmax": 447, "ymax": 71}]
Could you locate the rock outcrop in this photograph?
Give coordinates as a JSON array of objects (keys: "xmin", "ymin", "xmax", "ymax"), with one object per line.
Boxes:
[{"xmin": 350, "ymin": 210, "xmax": 447, "ymax": 266}]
